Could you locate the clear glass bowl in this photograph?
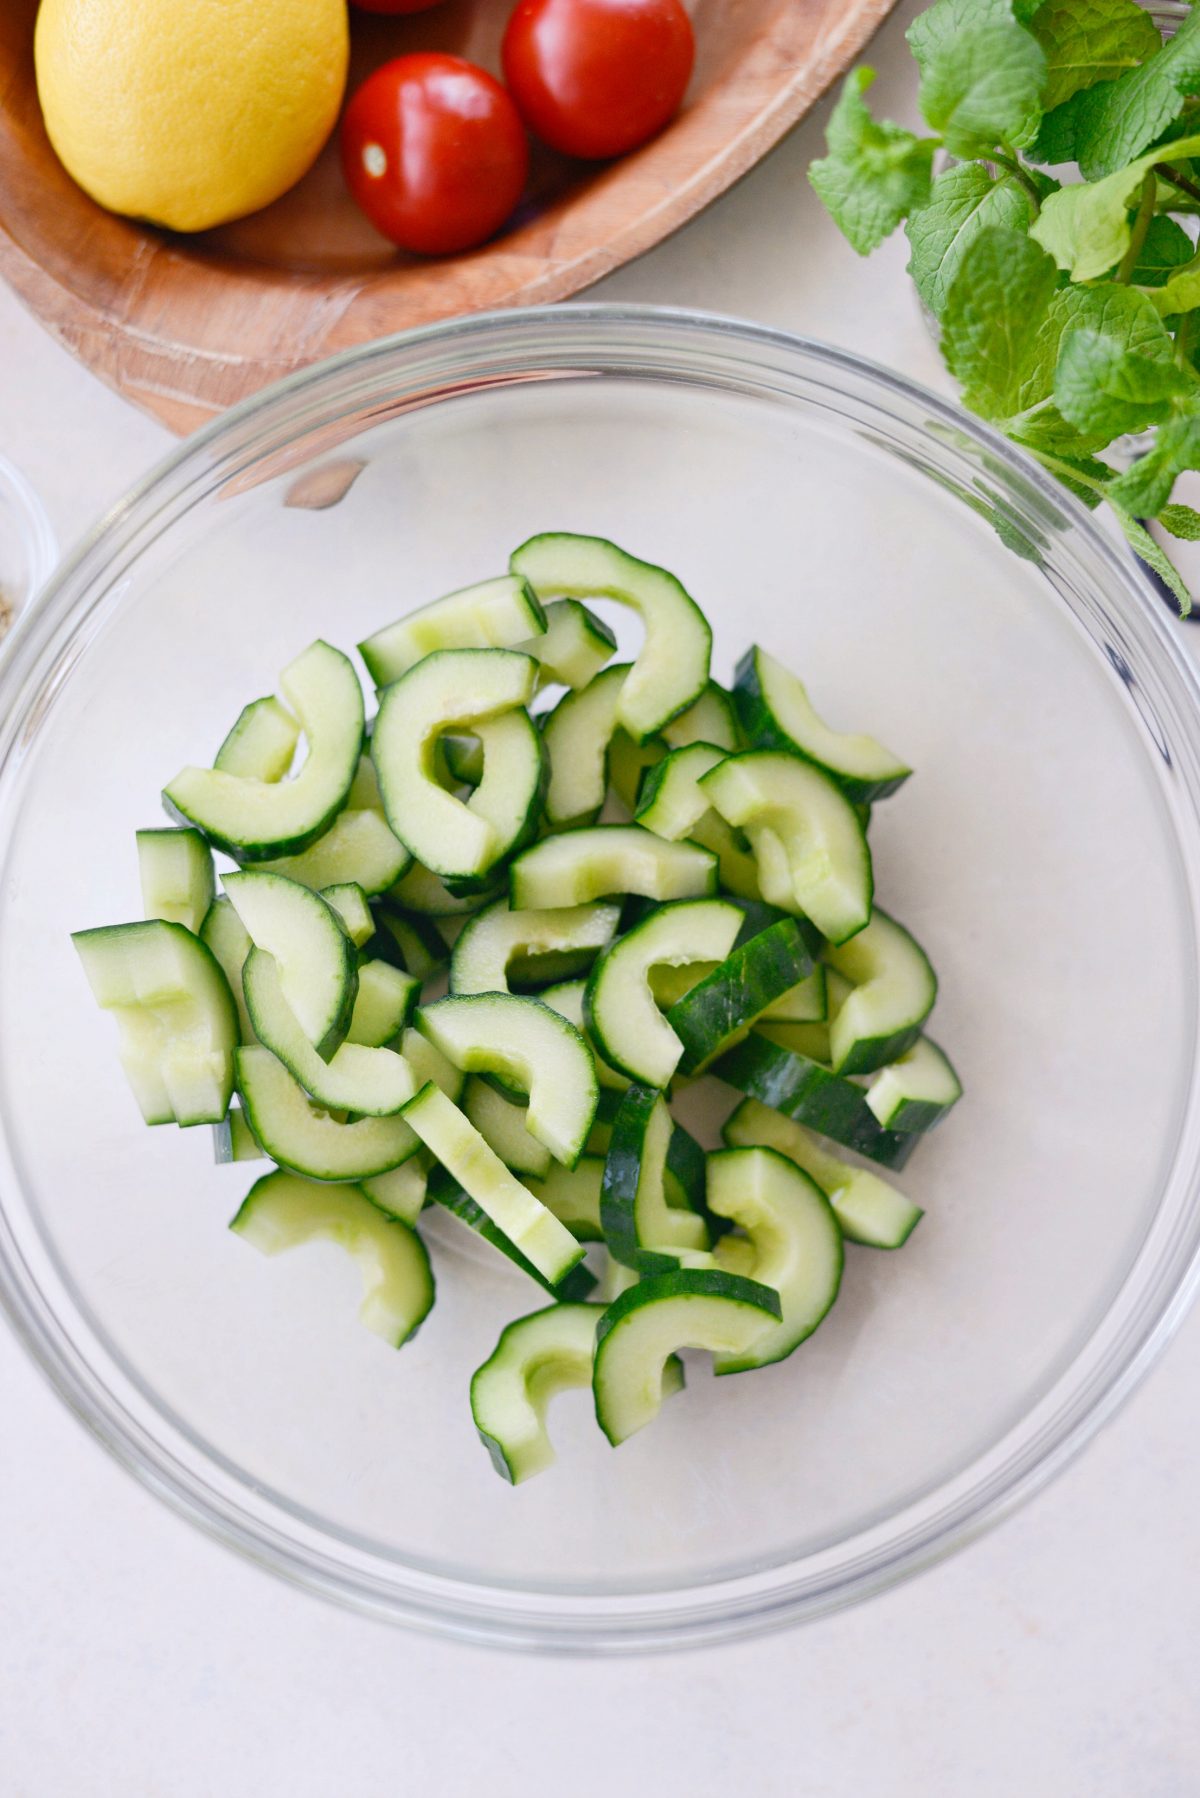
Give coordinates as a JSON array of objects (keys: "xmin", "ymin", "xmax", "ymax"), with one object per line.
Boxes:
[
  {"xmin": 0, "ymin": 452, "xmax": 56, "ymax": 645},
  {"xmin": 3, "ymin": 306, "xmax": 1200, "ymax": 1653}
]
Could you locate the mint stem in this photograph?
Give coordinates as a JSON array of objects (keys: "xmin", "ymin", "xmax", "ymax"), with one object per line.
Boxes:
[
  {"xmin": 1158, "ymin": 163, "xmax": 1200, "ymax": 207},
  {"xmin": 989, "ymin": 148, "xmax": 1042, "ymax": 213},
  {"xmin": 1117, "ymin": 173, "xmax": 1157, "ymax": 283}
]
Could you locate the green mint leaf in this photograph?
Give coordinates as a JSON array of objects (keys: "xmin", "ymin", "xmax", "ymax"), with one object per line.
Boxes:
[
  {"xmin": 907, "ymin": 0, "xmax": 1047, "ymax": 154},
  {"xmin": 1028, "ymin": 88, "xmax": 1089, "ymax": 165},
  {"xmin": 1012, "ymin": 0, "xmax": 1045, "ymax": 22},
  {"xmin": 1007, "ymin": 282, "xmax": 1176, "ymax": 454},
  {"xmin": 1031, "ymin": 0, "xmax": 1161, "ymax": 111},
  {"xmin": 1031, "ymin": 130, "xmax": 1200, "ymax": 280},
  {"xmin": 1107, "ymin": 415, "xmax": 1200, "ymax": 515},
  {"xmin": 1141, "ymin": 250, "xmax": 1200, "ymax": 317},
  {"xmin": 904, "ymin": 162, "xmax": 1036, "ymax": 319},
  {"xmin": 1053, "ymin": 330, "xmax": 1192, "ymax": 439},
  {"xmin": 1158, "ymin": 502, "xmax": 1200, "ymax": 540},
  {"xmin": 808, "ymin": 69, "xmax": 936, "ymax": 255},
  {"xmin": 1048, "ymin": 8, "xmax": 1200, "ymax": 178},
  {"xmin": 1128, "ymin": 214, "xmax": 1194, "ymax": 286},
  {"xmin": 941, "ymin": 226, "xmax": 1059, "ymax": 418},
  {"xmin": 1110, "ymin": 505, "xmax": 1192, "ymax": 612}
]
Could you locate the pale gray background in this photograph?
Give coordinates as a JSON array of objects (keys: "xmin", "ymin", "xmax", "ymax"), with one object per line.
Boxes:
[{"xmin": 2, "ymin": 3, "xmax": 1197, "ymax": 1792}]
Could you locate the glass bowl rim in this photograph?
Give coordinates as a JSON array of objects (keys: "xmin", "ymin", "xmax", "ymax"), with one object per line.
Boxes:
[{"xmin": 4, "ymin": 301, "xmax": 1200, "ymax": 1654}]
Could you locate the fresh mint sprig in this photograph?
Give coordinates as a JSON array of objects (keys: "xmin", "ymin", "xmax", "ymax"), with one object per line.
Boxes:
[{"xmin": 809, "ymin": 0, "xmax": 1200, "ymax": 611}]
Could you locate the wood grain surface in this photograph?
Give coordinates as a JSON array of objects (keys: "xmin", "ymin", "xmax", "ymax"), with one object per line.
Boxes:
[{"xmin": 0, "ymin": 0, "xmax": 899, "ymax": 434}]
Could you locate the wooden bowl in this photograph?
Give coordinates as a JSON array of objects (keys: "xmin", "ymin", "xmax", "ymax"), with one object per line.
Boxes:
[{"xmin": 0, "ymin": 0, "xmax": 897, "ymax": 434}]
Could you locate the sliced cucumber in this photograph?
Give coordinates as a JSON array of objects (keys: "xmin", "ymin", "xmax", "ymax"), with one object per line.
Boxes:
[
  {"xmin": 242, "ymin": 949, "xmax": 415, "ymax": 1115},
  {"xmin": 758, "ymin": 966, "xmax": 827, "ymax": 1024},
  {"xmin": 601, "ymin": 1084, "xmax": 710, "ymax": 1273},
  {"xmin": 344, "ymin": 959, "xmax": 419, "ymax": 1048},
  {"xmin": 389, "ymin": 862, "xmax": 501, "ymax": 918},
  {"xmin": 539, "ymin": 978, "xmax": 630, "ymax": 1094},
  {"xmin": 608, "ymin": 729, "xmax": 665, "ymax": 813},
  {"xmin": 361, "ymin": 1152, "xmax": 431, "ymax": 1226},
  {"xmin": 701, "ymin": 751, "xmax": 873, "ymax": 945},
  {"xmin": 223, "ymin": 871, "xmax": 357, "ymax": 1060},
  {"xmin": 136, "ymin": 827, "xmax": 215, "ymax": 934},
  {"xmin": 464, "ymin": 1077, "xmax": 553, "ymax": 1178},
  {"xmin": 212, "ymin": 1102, "xmax": 265, "ymax": 1164},
  {"xmin": 635, "ymin": 740, "xmax": 727, "ymax": 840},
  {"xmin": 401, "ymin": 1082, "xmax": 583, "ymax": 1284},
  {"xmin": 260, "ymin": 805, "xmax": 410, "ymax": 897},
  {"xmin": 712, "ymin": 1033, "xmax": 919, "ymax": 1169},
  {"xmin": 722, "ymin": 1096, "xmax": 924, "ymax": 1248},
  {"xmin": 370, "ymin": 904, "xmax": 449, "ymax": 979},
  {"xmin": 236, "ymin": 1046, "xmax": 419, "ymax": 1179},
  {"xmin": 417, "ymin": 993, "xmax": 597, "ymax": 1167},
  {"xmin": 427, "ymin": 1166, "xmax": 596, "ymax": 1299},
  {"xmin": 825, "ymin": 908, "xmax": 937, "ymax": 1075},
  {"xmin": 662, "ymin": 683, "xmax": 739, "ymax": 752},
  {"xmin": 511, "ymin": 533, "xmax": 711, "ymax": 742},
  {"xmin": 398, "ymin": 1024, "xmax": 465, "ymax": 1103},
  {"xmin": 359, "ymin": 574, "xmax": 545, "ymax": 688},
  {"xmin": 471, "ymin": 1303, "xmax": 602, "ymax": 1483},
  {"xmin": 867, "ymin": 1037, "xmax": 962, "ymax": 1133},
  {"xmin": 520, "ymin": 598, "xmax": 616, "ymax": 690},
  {"xmin": 665, "ymin": 905, "xmax": 817, "ymax": 1076},
  {"xmin": 73, "ymin": 920, "xmax": 238, "ymax": 1126},
  {"xmin": 592, "ymin": 1269, "xmax": 781, "ymax": 1445},
  {"xmin": 373, "ymin": 649, "xmax": 539, "ymax": 880},
  {"xmin": 510, "ymin": 825, "xmax": 717, "ymax": 910},
  {"xmin": 214, "ymin": 695, "xmax": 300, "ymax": 782},
  {"xmin": 450, "ymin": 897, "xmax": 620, "ymax": 996},
  {"xmin": 734, "ymin": 646, "xmax": 910, "ymax": 803},
  {"xmin": 200, "ymin": 897, "xmax": 254, "ymax": 1042},
  {"xmin": 706, "ymin": 1147, "xmax": 842, "ymax": 1372},
  {"xmin": 230, "ymin": 1169, "xmax": 433, "ymax": 1347},
  {"xmin": 526, "ymin": 1155, "xmax": 605, "ymax": 1241},
  {"xmin": 541, "ymin": 663, "xmax": 629, "ymax": 825},
  {"xmin": 585, "ymin": 898, "xmax": 743, "ymax": 1087},
  {"xmin": 664, "ymin": 1119, "xmax": 707, "ymax": 1218},
  {"xmin": 320, "ymin": 882, "xmax": 374, "ymax": 949},
  {"xmin": 165, "ymin": 641, "xmax": 364, "ymax": 861}
]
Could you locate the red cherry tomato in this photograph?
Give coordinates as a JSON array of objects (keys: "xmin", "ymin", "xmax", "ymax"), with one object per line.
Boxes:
[
  {"xmin": 350, "ymin": 0, "xmax": 445, "ymax": 13},
  {"xmin": 502, "ymin": 0, "xmax": 694, "ymax": 161},
  {"xmin": 341, "ymin": 54, "xmax": 529, "ymax": 255}
]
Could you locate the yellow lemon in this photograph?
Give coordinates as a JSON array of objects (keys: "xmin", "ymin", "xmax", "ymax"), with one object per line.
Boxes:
[{"xmin": 35, "ymin": 0, "xmax": 349, "ymax": 233}]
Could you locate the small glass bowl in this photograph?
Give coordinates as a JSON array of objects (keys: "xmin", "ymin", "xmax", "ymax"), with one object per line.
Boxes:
[{"xmin": 0, "ymin": 454, "xmax": 56, "ymax": 647}]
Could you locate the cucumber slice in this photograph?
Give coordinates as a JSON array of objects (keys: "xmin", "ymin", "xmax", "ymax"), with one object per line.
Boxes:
[
  {"xmin": 712, "ymin": 1033, "xmax": 919, "ymax": 1170},
  {"xmin": 224, "ymin": 871, "xmax": 358, "ymax": 1060},
  {"xmin": 370, "ymin": 904, "xmax": 449, "ymax": 979},
  {"xmin": 701, "ymin": 751, "xmax": 873, "ymax": 945},
  {"xmin": 417, "ymin": 993, "xmax": 597, "ymax": 1167},
  {"xmin": 665, "ymin": 905, "xmax": 817, "ymax": 1076},
  {"xmin": 592, "ymin": 1269, "xmax": 781, "ymax": 1445},
  {"xmin": 214, "ymin": 695, "xmax": 300, "ymax": 782},
  {"xmin": 734, "ymin": 646, "xmax": 910, "ymax": 804},
  {"xmin": 212, "ymin": 1102, "xmax": 265, "ymax": 1164},
  {"xmin": 867, "ymin": 1037, "xmax": 962, "ymax": 1133},
  {"xmin": 398, "ymin": 1024, "xmax": 465, "ymax": 1103},
  {"xmin": 389, "ymin": 862, "xmax": 501, "ymax": 917},
  {"xmin": 136, "ymin": 827, "xmax": 215, "ymax": 934},
  {"xmin": 236, "ymin": 1046, "xmax": 419, "ymax": 1179},
  {"xmin": 662, "ymin": 683, "xmax": 739, "ymax": 752},
  {"xmin": 427, "ymin": 1166, "xmax": 596, "ymax": 1299},
  {"xmin": 450, "ymin": 897, "xmax": 620, "ymax": 996},
  {"xmin": 706, "ymin": 1147, "xmax": 843, "ymax": 1372},
  {"xmin": 344, "ymin": 959, "xmax": 419, "ymax": 1048},
  {"xmin": 510, "ymin": 825, "xmax": 717, "ymax": 910},
  {"xmin": 165, "ymin": 640, "xmax": 364, "ymax": 861},
  {"xmin": 464, "ymin": 1077, "xmax": 553, "ymax": 1178},
  {"xmin": 608, "ymin": 729, "xmax": 664, "ymax": 812},
  {"xmin": 260, "ymin": 806, "xmax": 411, "ymax": 897},
  {"xmin": 824, "ymin": 909, "xmax": 937, "ymax": 1075},
  {"xmin": 242, "ymin": 949, "xmax": 415, "ymax": 1115},
  {"xmin": 359, "ymin": 574, "xmax": 546, "ymax": 688},
  {"xmin": 470, "ymin": 1304, "xmax": 603, "ymax": 1483},
  {"xmin": 511, "ymin": 533, "xmax": 711, "ymax": 742},
  {"xmin": 439, "ymin": 732, "xmax": 484, "ymax": 787},
  {"xmin": 361, "ymin": 1151, "xmax": 431, "ymax": 1225},
  {"xmin": 758, "ymin": 966, "xmax": 827, "ymax": 1024},
  {"xmin": 541, "ymin": 663, "xmax": 629, "ymax": 825},
  {"xmin": 722, "ymin": 1096, "xmax": 923, "ymax": 1247},
  {"xmin": 539, "ymin": 978, "xmax": 630, "ymax": 1094},
  {"xmin": 320, "ymin": 882, "xmax": 374, "ymax": 949},
  {"xmin": 585, "ymin": 898, "xmax": 743, "ymax": 1087},
  {"xmin": 526, "ymin": 1155, "xmax": 605, "ymax": 1240},
  {"xmin": 664, "ymin": 1119, "xmax": 708, "ymax": 1218},
  {"xmin": 520, "ymin": 598, "xmax": 616, "ymax": 689},
  {"xmin": 372, "ymin": 649, "xmax": 540, "ymax": 880},
  {"xmin": 601, "ymin": 1084, "xmax": 710, "ymax": 1273},
  {"xmin": 230, "ymin": 1169, "xmax": 433, "ymax": 1348},
  {"xmin": 401, "ymin": 1083, "xmax": 583, "ymax": 1284},
  {"xmin": 635, "ymin": 741, "xmax": 727, "ymax": 840},
  {"xmin": 73, "ymin": 920, "xmax": 238, "ymax": 1126},
  {"xmin": 200, "ymin": 897, "xmax": 254, "ymax": 1042}
]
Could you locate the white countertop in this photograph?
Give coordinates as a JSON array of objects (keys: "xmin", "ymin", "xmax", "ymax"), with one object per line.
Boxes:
[{"xmin": 3, "ymin": 5, "xmax": 1198, "ymax": 1791}]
